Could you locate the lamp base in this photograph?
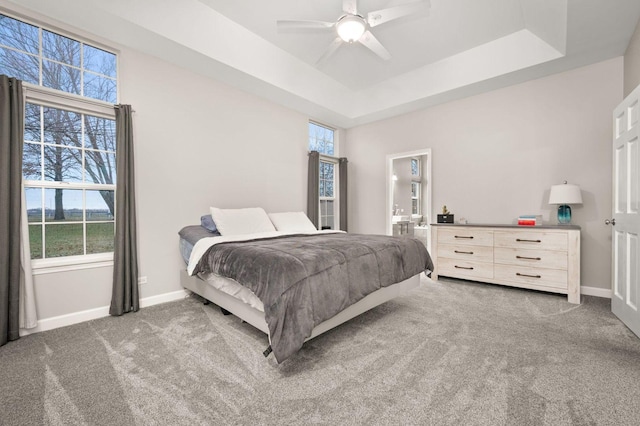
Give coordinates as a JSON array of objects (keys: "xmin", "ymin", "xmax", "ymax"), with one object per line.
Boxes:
[{"xmin": 557, "ymin": 204, "xmax": 572, "ymax": 224}]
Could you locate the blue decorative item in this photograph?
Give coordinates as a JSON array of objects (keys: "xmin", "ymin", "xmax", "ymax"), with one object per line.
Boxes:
[
  {"xmin": 549, "ymin": 181, "xmax": 582, "ymax": 225},
  {"xmin": 557, "ymin": 204, "xmax": 571, "ymax": 224}
]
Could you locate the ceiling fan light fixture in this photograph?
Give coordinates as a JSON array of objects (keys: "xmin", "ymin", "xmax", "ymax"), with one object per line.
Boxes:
[{"xmin": 336, "ymin": 15, "xmax": 366, "ymax": 42}]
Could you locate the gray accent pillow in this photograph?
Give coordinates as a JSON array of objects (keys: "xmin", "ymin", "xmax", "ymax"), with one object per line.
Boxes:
[{"xmin": 200, "ymin": 214, "xmax": 220, "ymax": 234}]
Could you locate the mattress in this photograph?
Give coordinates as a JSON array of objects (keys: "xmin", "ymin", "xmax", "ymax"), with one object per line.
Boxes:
[
  {"xmin": 178, "ymin": 225, "xmax": 264, "ymax": 311},
  {"xmin": 178, "ymin": 225, "xmax": 213, "ymax": 263}
]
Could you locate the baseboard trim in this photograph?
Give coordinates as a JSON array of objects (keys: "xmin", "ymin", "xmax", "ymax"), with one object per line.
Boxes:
[
  {"xmin": 581, "ymin": 286, "xmax": 611, "ymax": 299},
  {"xmin": 20, "ymin": 289, "xmax": 189, "ymax": 337}
]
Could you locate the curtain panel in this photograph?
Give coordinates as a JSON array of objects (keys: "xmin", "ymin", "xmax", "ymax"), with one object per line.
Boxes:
[
  {"xmin": 339, "ymin": 157, "xmax": 348, "ymax": 232},
  {"xmin": 110, "ymin": 105, "xmax": 139, "ymax": 316},
  {"xmin": 0, "ymin": 75, "xmax": 24, "ymax": 345},
  {"xmin": 307, "ymin": 151, "xmax": 320, "ymax": 229}
]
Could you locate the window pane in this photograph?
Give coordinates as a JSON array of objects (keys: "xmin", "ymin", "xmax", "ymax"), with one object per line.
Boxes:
[
  {"xmin": 84, "ymin": 115, "xmax": 115, "ymax": 151},
  {"xmin": 24, "ymin": 103, "xmax": 41, "ymax": 142},
  {"xmin": 86, "ymin": 190, "xmax": 114, "ymax": 220},
  {"xmin": 0, "ymin": 15, "xmax": 39, "ymax": 54},
  {"xmin": 45, "ymin": 223, "xmax": 83, "ymax": 257},
  {"xmin": 85, "ymin": 151, "xmax": 116, "ymax": 185},
  {"xmin": 83, "ymin": 72, "xmax": 116, "ymax": 103},
  {"xmin": 44, "ymin": 188, "xmax": 82, "ymax": 222},
  {"xmin": 42, "ymin": 60, "xmax": 81, "ymax": 95},
  {"xmin": 23, "ymin": 142, "xmax": 42, "ymax": 180},
  {"xmin": 86, "ymin": 222, "xmax": 114, "ymax": 254},
  {"xmin": 0, "ymin": 47, "xmax": 38, "ymax": 84},
  {"xmin": 43, "ymin": 145, "xmax": 83, "ymax": 183},
  {"xmin": 42, "ymin": 30, "xmax": 80, "ymax": 66},
  {"xmin": 309, "ymin": 122, "xmax": 335, "ymax": 155},
  {"xmin": 29, "ymin": 224, "xmax": 43, "ymax": 259},
  {"xmin": 327, "ymin": 200, "xmax": 334, "ymax": 216},
  {"xmin": 43, "ymin": 107, "xmax": 81, "ymax": 145},
  {"xmin": 325, "ymin": 180, "xmax": 334, "ymax": 198},
  {"xmin": 43, "ymin": 107, "xmax": 82, "ymax": 146},
  {"xmin": 411, "ymin": 159, "xmax": 419, "ymax": 176},
  {"xmin": 25, "ymin": 188, "xmax": 42, "ymax": 222},
  {"xmin": 83, "ymin": 45, "xmax": 116, "ymax": 78},
  {"xmin": 412, "ymin": 199, "xmax": 418, "ymax": 214}
]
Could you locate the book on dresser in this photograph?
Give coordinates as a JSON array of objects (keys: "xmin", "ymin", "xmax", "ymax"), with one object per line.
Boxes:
[
  {"xmin": 430, "ymin": 223, "xmax": 581, "ymax": 304},
  {"xmin": 517, "ymin": 215, "xmax": 542, "ymax": 226}
]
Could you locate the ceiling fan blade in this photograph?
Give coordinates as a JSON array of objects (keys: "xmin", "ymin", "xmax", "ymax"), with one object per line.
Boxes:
[
  {"xmin": 358, "ymin": 30, "xmax": 391, "ymax": 61},
  {"xmin": 367, "ymin": 0, "xmax": 430, "ymax": 28},
  {"xmin": 316, "ymin": 37, "xmax": 343, "ymax": 67},
  {"xmin": 277, "ymin": 20, "xmax": 335, "ymax": 30},
  {"xmin": 343, "ymin": 0, "xmax": 357, "ymax": 15}
]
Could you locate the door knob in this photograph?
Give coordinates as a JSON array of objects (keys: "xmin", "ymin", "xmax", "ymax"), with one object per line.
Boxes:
[{"xmin": 605, "ymin": 218, "xmax": 616, "ymax": 226}]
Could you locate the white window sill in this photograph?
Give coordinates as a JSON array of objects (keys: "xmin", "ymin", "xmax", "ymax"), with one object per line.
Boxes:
[{"xmin": 32, "ymin": 253, "xmax": 114, "ymax": 275}]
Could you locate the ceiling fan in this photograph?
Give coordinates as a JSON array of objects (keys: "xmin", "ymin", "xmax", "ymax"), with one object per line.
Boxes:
[{"xmin": 277, "ymin": 0, "xmax": 431, "ymax": 66}]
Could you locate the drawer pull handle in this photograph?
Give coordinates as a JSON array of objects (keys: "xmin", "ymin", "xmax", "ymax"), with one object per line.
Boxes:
[
  {"xmin": 516, "ymin": 255, "xmax": 541, "ymax": 261},
  {"xmin": 516, "ymin": 272, "xmax": 541, "ymax": 279},
  {"xmin": 516, "ymin": 238, "xmax": 541, "ymax": 243},
  {"xmin": 454, "ymin": 250, "xmax": 474, "ymax": 255},
  {"xmin": 454, "ymin": 236, "xmax": 474, "ymax": 239},
  {"xmin": 455, "ymin": 265, "xmax": 474, "ymax": 270}
]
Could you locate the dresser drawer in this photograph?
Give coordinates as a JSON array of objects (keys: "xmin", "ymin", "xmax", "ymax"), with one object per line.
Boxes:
[
  {"xmin": 437, "ymin": 257, "xmax": 494, "ymax": 280},
  {"xmin": 437, "ymin": 228, "xmax": 493, "ymax": 247},
  {"xmin": 494, "ymin": 247, "xmax": 568, "ymax": 270},
  {"xmin": 494, "ymin": 264, "xmax": 567, "ymax": 290},
  {"xmin": 494, "ymin": 231, "xmax": 568, "ymax": 251},
  {"xmin": 438, "ymin": 244, "xmax": 493, "ymax": 262}
]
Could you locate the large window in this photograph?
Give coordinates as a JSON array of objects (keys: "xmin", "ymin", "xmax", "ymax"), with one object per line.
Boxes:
[
  {"xmin": 1, "ymin": 13, "xmax": 118, "ymax": 264},
  {"xmin": 309, "ymin": 122, "xmax": 338, "ymax": 229}
]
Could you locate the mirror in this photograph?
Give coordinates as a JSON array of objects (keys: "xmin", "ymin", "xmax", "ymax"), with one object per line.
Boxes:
[{"xmin": 386, "ymin": 149, "xmax": 432, "ymax": 251}]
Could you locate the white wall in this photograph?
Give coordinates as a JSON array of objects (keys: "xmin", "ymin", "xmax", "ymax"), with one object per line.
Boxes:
[
  {"xmin": 346, "ymin": 57, "xmax": 623, "ymax": 291},
  {"xmin": 625, "ymin": 17, "xmax": 640, "ymax": 97},
  {"xmin": 32, "ymin": 43, "xmax": 311, "ymax": 320}
]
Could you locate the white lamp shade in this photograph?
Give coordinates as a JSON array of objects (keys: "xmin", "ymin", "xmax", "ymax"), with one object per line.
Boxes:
[
  {"xmin": 548, "ymin": 183, "xmax": 583, "ymax": 205},
  {"xmin": 337, "ymin": 16, "xmax": 366, "ymax": 42}
]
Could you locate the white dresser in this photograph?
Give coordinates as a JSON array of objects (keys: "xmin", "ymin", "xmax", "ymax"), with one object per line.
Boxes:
[{"xmin": 430, "ymin": 224, "xmax": 581, "ymax": 304}]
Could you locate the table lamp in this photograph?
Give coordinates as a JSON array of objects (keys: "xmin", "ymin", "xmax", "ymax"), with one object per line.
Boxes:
[{"xmin": 548, "ymin": 181, "xmax": 582, "ymax": 224}]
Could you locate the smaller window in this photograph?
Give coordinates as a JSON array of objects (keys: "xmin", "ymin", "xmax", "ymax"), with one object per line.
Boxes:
[{"xmin": 309, "ymin": 122, "xmax": 334, "ymax": 156}]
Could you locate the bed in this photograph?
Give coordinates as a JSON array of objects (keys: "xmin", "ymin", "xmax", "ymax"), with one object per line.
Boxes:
[{"xmin": 180, "ymin": 208, "xmax": 433, "ymax": 363}]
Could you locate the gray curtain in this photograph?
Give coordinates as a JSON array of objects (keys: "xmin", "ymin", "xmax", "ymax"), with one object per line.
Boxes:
[
  {"xmin": 110, "ymin": 105, "xmax": 139, "ymax": 316},
  {"xmin": 307, "ymin": 151, "xmax": 320, "ymax": 229},
  {"xmin": 339, "ymin": 157, "xmax": 348, "ymax": 232},
  {"xmin": 0, "ymin": 75, "xmax": 24, "ymax": 346}
]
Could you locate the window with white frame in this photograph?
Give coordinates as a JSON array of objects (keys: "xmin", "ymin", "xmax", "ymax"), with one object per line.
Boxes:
[
  {"xmin": 411, "ymin": 158, "xmax": 420, "ymax": 177},
  {"xmin": 410, "ymin": 158, "xmax": 421, "ymax": 215},
  {"xmin": 309, "ymin": 121, "xmax": 339, "ymax": 229},
  {"xmin": 1, "ymin": 13, "xmax": 118, "ymax": 263}
]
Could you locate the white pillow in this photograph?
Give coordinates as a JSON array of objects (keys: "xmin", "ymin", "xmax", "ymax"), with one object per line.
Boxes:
[
  {"xmin": 210, "ymin": 207, "xmax": 276, "ymax": 236},
  {"xmin": 268, "ymin": 211, "xmax": 317, "ymax": 233}
]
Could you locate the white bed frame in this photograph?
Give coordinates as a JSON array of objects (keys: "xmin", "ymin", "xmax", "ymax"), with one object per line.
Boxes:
[{"xmin": 180, "ymin": 269, "xmax": 421, "ymax": 354}]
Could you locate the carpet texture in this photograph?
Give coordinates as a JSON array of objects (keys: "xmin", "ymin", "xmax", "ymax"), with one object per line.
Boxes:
[{"xmin": 1, "ymin": 277, "xmax": 640, "ymax": 425}]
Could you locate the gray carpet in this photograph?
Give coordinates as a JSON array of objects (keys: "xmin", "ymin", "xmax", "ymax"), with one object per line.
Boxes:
[{"xmin": 2, "ymin": 277, "xmax": 640, "ymax": 425}]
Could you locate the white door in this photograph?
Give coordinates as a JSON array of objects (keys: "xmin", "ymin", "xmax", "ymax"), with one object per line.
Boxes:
[{"xmin": 611, "ymin": 83, "xmax": 640, "ymax": 337}]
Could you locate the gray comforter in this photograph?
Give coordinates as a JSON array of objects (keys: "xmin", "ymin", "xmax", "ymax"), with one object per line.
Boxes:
[{"xmin": 192, "ymin": 232, "xmax": 433, "ymax": 362}]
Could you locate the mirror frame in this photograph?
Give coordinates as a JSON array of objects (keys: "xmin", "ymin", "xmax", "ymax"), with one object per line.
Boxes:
[{"xmin": 386, "ymin": 148, "xmax": 432, "ymax": 247}]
